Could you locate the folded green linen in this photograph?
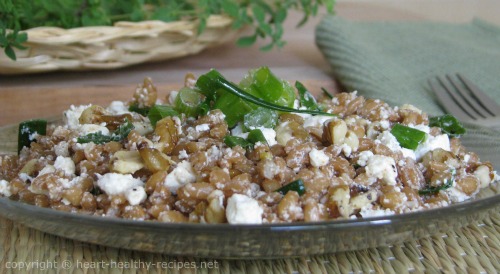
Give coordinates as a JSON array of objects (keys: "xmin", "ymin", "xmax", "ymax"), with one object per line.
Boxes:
[
  {"xmin": 315, "ymin": 16, "xmax": 500, "ymax": 116},
  {"xmin": 315, "ymin": 16, "xmax": 500, "ymax": 166}
]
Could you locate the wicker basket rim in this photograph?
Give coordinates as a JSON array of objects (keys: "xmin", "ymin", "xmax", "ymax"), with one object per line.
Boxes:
[
  {"xmin": 0, "ymin": 15, "xmax": 237, "ymax": 74},
  {"xmin": 18, "ymin": 14, "xmax": 233, "ymax": 35}
]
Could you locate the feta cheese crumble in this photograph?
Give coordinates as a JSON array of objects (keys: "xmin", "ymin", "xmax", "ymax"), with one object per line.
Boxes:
[
  {"xmin": 125, "ymin": 186, "xmax": 147, "ymax": 205},
  {"xmin": 226, "ymin": 194, "xmax": 263, "ymax": 224},
  {"xmin": 63, "ymin": 104, "xmax": 91, "ymax": 129},
  {"xmin": 54, "ymin": 156, "xmax": 76, "ymax": 176},
  {"xmin": 251, "ymin": 127, "xmax": 277, "ymax": 146},
  {"xmin": 309, "ymin": 148, "xmax": 329, "ymax": 167},
  {"xmin": 414, "ymin": 134, "xmax": 451, "ymax": 160},
  {"xmin": 0, "ymin": 180, "xmax": 12, "ymax": 197},
  {"xmin": 97, "ymin": 173, "xmax": 143, "ymax": 196},
  {"xmin": 164, "ymin": 161, "xmax": 196, "ymax": 194},
  {"xmin": 79, "ymin": 124, "xmax": 110, "ymax": 136},
  {"xmin": 365, "ymin": 155, "xmax": 398, "ymax": 185},
  {"xmin": 107, "ymin": 101, "xmax": 131, "ymax": 115},
  {"xmin": 195, "ymin": 123, "xmax": 210, "ymax": 132}
]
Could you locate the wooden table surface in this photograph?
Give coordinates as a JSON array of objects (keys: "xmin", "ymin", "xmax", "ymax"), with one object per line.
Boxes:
[{"xmin": 1, "ymin": 1, "xmax": 499, "ymax": 273}]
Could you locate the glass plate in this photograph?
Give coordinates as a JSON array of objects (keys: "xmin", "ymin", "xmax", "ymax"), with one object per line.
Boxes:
[{"xmin": 0, "ymin": 120, "xmax": 499, "ymax": 259}]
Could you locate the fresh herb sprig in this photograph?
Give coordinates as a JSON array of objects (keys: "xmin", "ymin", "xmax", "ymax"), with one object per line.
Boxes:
[
  {"xmin": 77, "ymin": 119, "xmax": 134, "ymax": 144},
  {"xmin": 418, "ymin": 169, "xmax": 457, "ymax": 195},
  {"xmin": 1, "ymin": 0, "xmax": 335, "ymax": 60}
]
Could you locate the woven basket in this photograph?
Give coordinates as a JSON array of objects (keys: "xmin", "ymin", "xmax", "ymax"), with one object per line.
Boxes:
[{"xmin": 0, "ymin": 15, "xmax": 235, "ymax": 75}]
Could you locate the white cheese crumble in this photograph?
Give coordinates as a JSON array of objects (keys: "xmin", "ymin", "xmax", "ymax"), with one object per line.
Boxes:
[
  {"xmin": 107, "ymin": 101, "xmax": 131, "ymax": 115},
  {"xmin": 401, "ymin": 148, "xmax": 417, "ymax": 160},
  {"xmin": 230, "ymin": 123, "xmax": 249, "ymax": 139},
  {"xmin": 377, "ymin": 131, "xmax": 400, "ymax": 152},
  {"xmin": 206, "ymin": 145, "xmax": 222, "ymax": 162},
  {"xmin": 54, "ymin": 141, "xmax": 70, "ymax": 157},
  {"xmin": 445, "ymin": 185, "xmax": 470, "ymax": 203},
  {"xmin": 226, "ymin": 194, "xmax": 263, "ymax": 224},
  {"xmin": 195, "ymin": 123, "xmax": 210, "ymax": 132},
  {"xmin": 463, "ymin": 154, "xmax": 471, "ymax": 163},
  {"xmin": 164, "ymin": 161, "xmax": 196, "ymax": 194},
  {"xmin": 125, "ymin": 186, "xmax": 147, "ymax": 205},
  {"xmin": 79, "ymin": 124, "xmax": 110, "ymax": 136},
  {"xmin": 303, "ymin": 115, "xmax": 333, "ymax": 129},
  {"xmin": 411, "ymin": 124, "xmax": 430, "ymax": 134},
  {"xmin": 250, "ymin": 127, "xmax": 277, "ymax": 146},
  {"xmin": 414, "ymin": 134, "xmax": 451, "ymax": 160},
  {"xmin": 365, "ymin": 155, "xmax": 398, "ymax": 185},
  {"xmin": 54, "ymin": 156, "xmax": 76, "ymax": 176},
  {"xmin": 376, "ymin": 130, "xmax": 416, "ymax": 160},
  {"xmin": 357, "ymin": 151, "xmax": 374, "ymax": 167},
  {"xmin": 63, "ymin": 104, "xmax": 92, "ymax": 129},
  {"xmin": 309, "ymin": 148, "xmax": 329, "ymax": 167},
  {"xmin": 0, "ymin": 179, "xmax": 12, "ymax": 197},
  {"xmin": 262, "ymin": 159, "xmax": 280, "ymax": 179},
  {"xmin": 61, "ymin": 177, "xmax": 78, "ymax": 188},
  {"xmin": 178, "ymin": 149, "xmax": 189, "ymax": 160},
  {"xmin": 359, "ymin": 207, "xmax": 396, "ymax": 218},
  {"xmin": 97, "ymin": 173, "xmax": 143, "ymax": 196},
  {"xmin": 172, "ymin": 116, "xmax": 183, "ymax": 135},
  {"xmin": 340, "ymin": 144, "xmax": 352, "ymax": 157}
]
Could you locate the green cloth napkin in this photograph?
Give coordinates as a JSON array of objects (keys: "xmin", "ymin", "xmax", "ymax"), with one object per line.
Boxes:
[
  {"xmin": 315, "ymin": 16, "xmax": 500, "ymax": 116},
  {"xmin": 315, "ymin": 16, "xmax": 500, "ymax": 167}
]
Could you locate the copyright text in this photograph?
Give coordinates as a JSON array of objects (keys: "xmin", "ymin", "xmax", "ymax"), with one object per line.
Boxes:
[{"xmin": 4, "ymin": 259, "xmax": 219, "ymax": 270}]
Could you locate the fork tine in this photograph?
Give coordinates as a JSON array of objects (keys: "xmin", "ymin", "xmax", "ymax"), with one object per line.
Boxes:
[
  {"xmin": 429, "ymin": 79, "xmax": 473, "ymax": 122},
  {"xmin": 457, "ymin": 74, "xmax": 500, "ymax": 116},
  {"xmin": 436, "ymin": 76, "xmax": 479, "ymax": 120},
  {"xmin": 446, "ymin": 74, "xmax": 491, "ymax": 119}
]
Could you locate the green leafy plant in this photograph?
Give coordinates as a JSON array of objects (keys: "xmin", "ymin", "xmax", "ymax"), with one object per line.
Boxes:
[{"xmin": 0, "ymin": 0, "xmax": 335, "ymax": 60}]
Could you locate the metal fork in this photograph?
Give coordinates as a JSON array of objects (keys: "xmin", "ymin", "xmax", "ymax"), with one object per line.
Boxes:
[{"xmin": 429, "ymin": 73, "xmax": 500, "ymax": 128}]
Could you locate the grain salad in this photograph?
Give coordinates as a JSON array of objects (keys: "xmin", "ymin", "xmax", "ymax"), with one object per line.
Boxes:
[{"xmin": 0, "ymin": 67, "xmax": 498, "ymax": 224}]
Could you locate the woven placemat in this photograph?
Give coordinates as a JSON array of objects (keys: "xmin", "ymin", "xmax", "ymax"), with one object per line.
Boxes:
[{"xmin": 1, "ymin": 211, "xmax": 499, "ymax": 273}]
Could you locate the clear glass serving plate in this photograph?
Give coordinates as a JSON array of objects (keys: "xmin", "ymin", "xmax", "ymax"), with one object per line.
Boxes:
[{"xmin": 0, "ymin": 120, "xmax": 499, "ymax": 259}]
